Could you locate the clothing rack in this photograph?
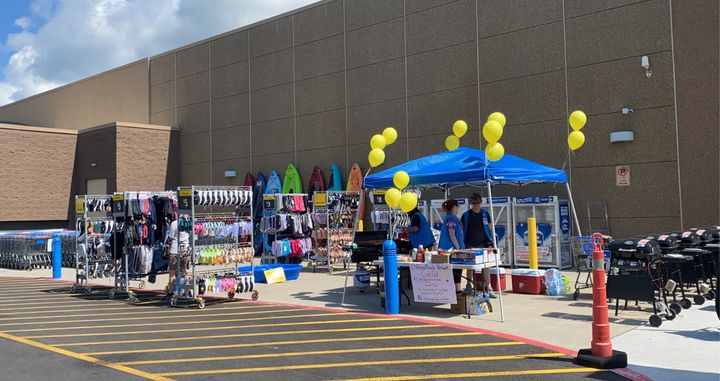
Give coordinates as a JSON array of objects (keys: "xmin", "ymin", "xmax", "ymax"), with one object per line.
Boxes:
[
  {"xmin": 109, "ymin": 191, "xmax": 178, "ymax": 301},
  {"xmin": 71, "ymin": 194, "xmax": 114, "ymax": 295},
  {"xmin": 310, "ymin": 191, "xmax": 361, "ymax": 273},
  {"xmin": 172, "ymin": 185, "xmax": 256, "ymax": 308},
  {"xmin": 259, "ymin": 193, "xmax": 314, "ymax": 265}
]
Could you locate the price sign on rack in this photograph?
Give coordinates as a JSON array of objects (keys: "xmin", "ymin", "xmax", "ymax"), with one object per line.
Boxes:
[
  {"xmin": 112, "ymin": 194, "xmax": 124, "ymax": 216},
  {"xmin": 178, "ymin": 188, "xmax": 193, "ymax": 214},
  {"xmin": 314, "ymin": 193, "xmax": 327, "ymax": 207},
  {"xmin": 263, "ymin": 195, "xmax": 276, "ymax": 210},
  {"xmin": 75, "ymin": 198, "xmax": 85, "ymax": 215},
  {"xmin": 372, "ymin": 190, "xmax": 387, "ymax": 205}
]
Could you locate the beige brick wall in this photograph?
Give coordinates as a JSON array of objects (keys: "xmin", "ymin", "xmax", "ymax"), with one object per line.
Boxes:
[
  {"xmin": 115, "ymin": 124, "xmax": 179, "ymax": 191},
  {"xmin": 0, "ymin": 126, "xmax": 77, "ymax": 222}
]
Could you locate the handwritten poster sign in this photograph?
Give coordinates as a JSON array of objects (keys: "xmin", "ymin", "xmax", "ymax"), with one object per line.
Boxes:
[{"xmin": 409, "ymin": 263, "xmax": 457, "ymax": 304}]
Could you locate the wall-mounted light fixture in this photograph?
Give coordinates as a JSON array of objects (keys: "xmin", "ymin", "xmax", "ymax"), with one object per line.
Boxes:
[
  {"xmin": 224, "ymin": 170, "xmax": 237, "ymax": 178},
  {"xmin": 90, "ymin": 162, "xmax": 97, "ymax": 167},
  {"xmin": 641, "ymin": 55, "xmax": 651, "ymax": 78},
  {"xmin": 611, "ymin": 106, "xmax": 636, "ymax": 143}
]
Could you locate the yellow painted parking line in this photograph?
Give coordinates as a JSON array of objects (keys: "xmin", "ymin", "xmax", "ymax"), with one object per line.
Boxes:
[
  {"xmin": 328, "ymin": 368, "xmax": 602, "ymax": 381},
  {"xmin": 0, "ymin": 294, "xmax": 78, "ymax": 302},
  {"xmin": 1, "ymin": 303, "xmax": 280, "ymax": 321},
  {"xmin": 0, "ymin": 301, "xmax": 128, "ymax": 311},
  {"xmin": 157, "ymin": 353, "xmax": 565, "ymax": 376},
  {"xmin": 0, "ymin": 331, "xmax": 172, "ymax": 381},
  {"xmin": 118, "ymin": 341, "xmax": 525, "ymax": 366},
  {"xmin": 0, "ymin": 299, "xmax": 117, "ymax": 308},
  {"xmin": 0, "ymin": 285, "xmax": 74, "ymax": 291},
  {"xmin": 85, "ymin": 332, "xmax": 482, "ymax": 356},
  {"xmin": 0, "ymin": 307, "xmax": 300, "ymax": 327},
  {"xmin": 27, "ymin": 317, "xmax": 397, "ymax": 339},
  {"xmin": 1, "ymin": 302, "xmax": 240, "ymax": 316},
  {"xmin": 56, "ymin": 324, "xmax": 433, "ymax": 347},
  {"xmin": 4, "ymin": 312, "xmax": 349, "ymax": 333}
]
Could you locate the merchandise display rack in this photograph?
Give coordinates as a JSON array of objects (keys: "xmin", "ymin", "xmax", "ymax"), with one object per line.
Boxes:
[
  {"xmin": 108, "ymin": 191, "xmax": 178, "ymax": 301},
  {"xmin": 173, "ymin": 185, "xmax": 257, "ymax": 309},
  {"xmin": 310, "ymin": 191, "xmax": 361, "ymax": 273},
  {"xmin": 72, "ymin": 194, "xmax": 114, "ymax": 295},
  {"xmin": 259, "ymin": 193, "xmax": 313, "ymax": 265}
]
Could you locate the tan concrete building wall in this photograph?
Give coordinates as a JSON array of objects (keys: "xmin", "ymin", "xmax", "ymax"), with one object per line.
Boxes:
[
  {"xmin": 115, "ymin": 123, "xmax": 180, "ymax": 192},
  {"xmin": 672, "ymin": 1, "xmax": 720, "ymax": 228},
  {"xmin": 0, "ymin": 60, "xmax": 150, "ymax": 130},
  {"xmin": 0, "ymin": 124, "xmax": 77, "ymax": 226}
]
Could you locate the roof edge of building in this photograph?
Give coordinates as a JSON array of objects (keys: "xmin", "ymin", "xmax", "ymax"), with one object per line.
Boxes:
[
  {"xmin": 0, "ymin": 123, "xmax": 78, "ymax": 135},
  {"xmin": 79, "ymin": 121, "xmax": 178, "ymax": 134}
]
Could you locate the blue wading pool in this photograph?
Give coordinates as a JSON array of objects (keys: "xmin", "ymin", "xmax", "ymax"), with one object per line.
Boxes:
[{"xmin": 237, "ymin": 264, "xmax": 303, "ymax": 283}]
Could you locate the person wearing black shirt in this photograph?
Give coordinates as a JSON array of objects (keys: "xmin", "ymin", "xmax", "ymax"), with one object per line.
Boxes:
[{"xmin": 461, "ymin": 193, "xmax": 496, "ymax": 297}]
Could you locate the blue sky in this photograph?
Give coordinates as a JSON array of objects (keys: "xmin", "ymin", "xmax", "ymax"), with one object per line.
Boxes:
[
  {"xmin": 0, "ymin": 0, "xmax": 316, "ymax": 106},
  {"xmin": 0, "ymin": 1, "xmax": 30, "ymax": 76}
]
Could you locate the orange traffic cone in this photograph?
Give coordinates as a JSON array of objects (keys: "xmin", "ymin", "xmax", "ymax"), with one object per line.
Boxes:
[{"xmin": 576, "ymin": 233, "xmax": 627, "ymax": 369}]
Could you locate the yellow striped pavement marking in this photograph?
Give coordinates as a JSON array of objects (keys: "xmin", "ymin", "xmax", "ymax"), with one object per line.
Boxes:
[
  {"xmin": 0, "ymin": 299, "xmax": 117, "ymax": 308},
  {"xmin": 56, "ymin": 324, "xmax": 434, "ymax": 346},
  {"xmin": 0, "ymin": 303, "xmax": 279, "ymax": 321},
  {"xmin": 0, "ymin": 307, "xmax": 299, "ymax": 327},
  {"xmin": 328, "ymin": 368, "xmax": 603, "ymax": 381},
  {"xmin": 157, "ymin": 353, "xmax": 566, "ymax": 376},
  {"xmin": 85, "ymin": 332, "xmax": 482, "ymax": 356},
  {"xmin": 0, "ymin": 331, "xmax": 172, "ymax": 381},
  {"xmin": 118, "ymin": 342, "xmax": 525, "ymax": 366},
  {"xmin": 26, "ymin": 317, "xmax": 397, "ymax": 339},
  {"xmin": 0, "ymin": 301, "xmax": 135, "ymax": 311},
  {"xmin": 0, "ymin": 302, "xmax": 255, "ymax": 316},
  {"xmin": 3, "ymin": 312, "xmax": 349, "ymax": 333}
]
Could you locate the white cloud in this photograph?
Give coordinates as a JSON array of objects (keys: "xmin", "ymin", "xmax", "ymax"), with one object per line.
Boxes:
[{"xmin": 0, "ymin": 0, "xmax": 317, "ymax": 106}]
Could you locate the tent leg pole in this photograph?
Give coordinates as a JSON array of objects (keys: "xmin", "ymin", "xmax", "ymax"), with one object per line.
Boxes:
[
  {"xmin": 487, "ymin": 182, "xmax": 504, "ymax": 323},
  {"xmin": 565, "ymin": 183, "xmax": 583, "ymax": 236}
]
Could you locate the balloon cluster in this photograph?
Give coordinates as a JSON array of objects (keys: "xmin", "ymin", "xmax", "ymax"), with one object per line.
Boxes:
[
  {"xmin": 567, "ymin": 110, "xmax": 587, "ymax": 151},
  {"xmin": 368, "ymin": 127, "xmax": 398, "ymax": 167},
  {"xmin": 384, "ymin": 170, "xmax": 417, "ymax": 213},
  {"xmin": 483, "ymin": 112, "xmax": 506, "ymax": 161},
  {"xmin": 445, "ymin": 120, "xmax": 467, "ymax": 150}
]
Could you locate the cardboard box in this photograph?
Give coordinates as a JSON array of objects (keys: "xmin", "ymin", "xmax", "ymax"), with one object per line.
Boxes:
[
  {"xmin": 431, "ymin": 254, "xmax": 450, "ymax": 263},
  {"xmin": 450, "ymin": 292, "xmax": 467, "ymax": 314},
  {"xmin": 450, "ymin": 249, "xmax": 497, "ymax": 265}
]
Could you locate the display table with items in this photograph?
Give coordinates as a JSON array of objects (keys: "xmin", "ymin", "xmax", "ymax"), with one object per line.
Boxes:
[{"xmin": 370, "ymin": 248, "xmax": 501, "ymax": 318}]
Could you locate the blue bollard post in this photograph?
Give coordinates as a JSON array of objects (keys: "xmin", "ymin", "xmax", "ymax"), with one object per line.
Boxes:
[
  {"xmin": 383, "ymin": 239, "xmax": 399, "ymax": 314},
  {"xmin": 52, "ymin": 237, "xmax": 62, "ymax": 279}
]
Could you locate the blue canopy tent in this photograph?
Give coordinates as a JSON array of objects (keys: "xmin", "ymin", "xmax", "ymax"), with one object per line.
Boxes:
[{"xmin": 363, "ymin": 147, "xmax": 582, "ymax": 322}]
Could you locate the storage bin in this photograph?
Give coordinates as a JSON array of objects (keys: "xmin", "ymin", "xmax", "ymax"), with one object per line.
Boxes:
[
  {"xmin": 237, "ymin": 264, "xmax": 303, "ymax": 283},
  {"xmin": 511, "ymin": 269, "xmax": 546, "ymax": 294}
]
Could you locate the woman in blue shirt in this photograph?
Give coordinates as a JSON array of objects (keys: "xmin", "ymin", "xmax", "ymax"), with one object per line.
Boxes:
[{"xmin": 438, "ymin": 199, "xmax": 465, "ymax": 291}]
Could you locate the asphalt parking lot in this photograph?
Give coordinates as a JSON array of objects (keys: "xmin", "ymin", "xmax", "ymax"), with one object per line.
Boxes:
[{"xmin": 0, "ymin": 277, "xmax": 631, "ymax": 381}]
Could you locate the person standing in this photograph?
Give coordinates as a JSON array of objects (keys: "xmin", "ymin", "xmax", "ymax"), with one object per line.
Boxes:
[
  {"xmin": 438, "ymin": 199, "xmax": 465, "ymax": 291},
  {"xmin": 462, "ymin": 193, "xmax": 496, "ymax": 297},
  {"xmin": 404, "ymin": 206, "xmax": 436, "ymax": 250}
]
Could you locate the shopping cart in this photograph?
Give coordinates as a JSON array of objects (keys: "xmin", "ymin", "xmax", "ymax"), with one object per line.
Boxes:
[{"xmin": 570, "ymin": 236, "xmax": 594, "ymax": 300}]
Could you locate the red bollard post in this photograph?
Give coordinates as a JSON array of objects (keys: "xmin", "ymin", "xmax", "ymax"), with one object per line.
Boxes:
[{"xmin": 576, "ymin": 232, "xmax": 627, "ymax": 369}]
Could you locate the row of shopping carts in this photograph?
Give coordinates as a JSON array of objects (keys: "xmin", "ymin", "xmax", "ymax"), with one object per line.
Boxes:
[
  {"xmin": 0, "ymin": 232, "xmax": 77, "ymax": 270},
  {"xmin": 603, "ymin": 227, "xmax": 719, "ymax": 327}
]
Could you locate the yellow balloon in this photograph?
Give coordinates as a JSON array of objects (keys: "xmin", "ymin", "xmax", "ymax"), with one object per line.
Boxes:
[
  {"xmin": 382, "ymin": 127, "xmax": 398, "ymax": 145},
  {"xmin": 385, "ymin": 188, "xmax": 401, "ymax": 209},
  {"xmin": 370, "ymin": 134, "xmax": 386, "ymax": 150},
  {"xmin": 569, "ymin": 110, "xmax": 587, "ymax": 131},
  {"xmin": 393, "ymin": 170, "xmax": 410, "ymax": 190},
  {"xmin": 568, "ymin": 130, "xmax": 585, "ymax": 151},
  {"xmin": 485, "ymin": 142, "xmax": 505, "ymax": 162},
  {"xmin": 452, "ymin": 120, "xmax": 468, "ymax": 138},
  {"xmin": 368, "ymin": 148, "xmax": 385, "ymax": 167},
  {"xmin": 482, "ymin": 120, "xmax": 503, "ymax": 143},
  {"xmin": 488, "ymin": 112, "xmax": 506, "ymax": 127},
  {"xmin": 399, "ymin": 192, "xmax": 418, "ymax": 213},
  {"xmin": 445, "ymin": 135, "xmax": 460, "ymax": 150}
]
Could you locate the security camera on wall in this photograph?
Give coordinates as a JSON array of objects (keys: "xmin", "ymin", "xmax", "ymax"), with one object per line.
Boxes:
[{"xmin": 641, "ymin": 56, "xmax": 651, "ymax": 78}]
